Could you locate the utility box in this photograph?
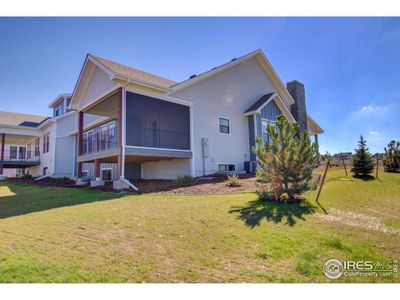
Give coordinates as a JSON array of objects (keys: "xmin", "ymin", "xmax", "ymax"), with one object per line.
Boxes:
[{"xmin": 202, "ymin": 138, "xmax": 209, "ymax": 158}]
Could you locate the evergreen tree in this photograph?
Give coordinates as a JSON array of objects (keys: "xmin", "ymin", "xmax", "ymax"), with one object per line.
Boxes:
[
  {"xmin": 351, "ymin": 135, "xmax": 374, "ymax": 176},
  {"xmin": 252, "ymin": 114, "xmax": 319, "ymax": 202},
  {"xmin": 383, "ymin": 140, "xmax": 400, "ymax": 172}
]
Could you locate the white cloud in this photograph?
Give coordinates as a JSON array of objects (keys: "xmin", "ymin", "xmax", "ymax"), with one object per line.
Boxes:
[
  {"xmin": 369, "ymin": 130, "xmax": 381, "ymax": 136},
  {"xmin": 359, "ymin": 104, "xmax": 387, "ymax": 114}
]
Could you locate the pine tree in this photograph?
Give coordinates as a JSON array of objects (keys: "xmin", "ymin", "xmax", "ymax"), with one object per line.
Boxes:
[
  {"xmin": 252, "ymin": 115, "xmax": 319, "ymax": 202},
  {"xmin": 383, "ymin": 140, "xmax": 400, "ymax": 172},
  {"xmin": 351, "ymin": 135, "xmax": 374, "ymax": 176}
]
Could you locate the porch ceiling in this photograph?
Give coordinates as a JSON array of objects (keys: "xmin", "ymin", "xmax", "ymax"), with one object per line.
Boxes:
[
  {"xmin": 83, "ymin": 92, "xmax": 119, "ymax": 118},
  {"xmin": 2, "ymin": 134, "xmax": 37, "ymax": 145}
]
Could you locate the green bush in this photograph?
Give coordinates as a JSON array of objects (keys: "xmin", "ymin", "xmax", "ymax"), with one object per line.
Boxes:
[
  {"xmin": 226, "ymin": 174, "xmax": 241, "ymax": 187},
  {"xmin": 55, "ymin": 177, "xmax": 72, "ymax": 184},
  {"xmin": 351, "ymin": 135, "xmax": 374, "ymax": 177},
  {"xmin": 174, "ymin": 175, "xmax": 195, "ymax": 187},
  {"xmin": 21, "ymin": 174, "xmax": 33, "ymax": 180},
  {"xmin": 252, "ymin": 114, "xmax": 319, "ymax": 202}
]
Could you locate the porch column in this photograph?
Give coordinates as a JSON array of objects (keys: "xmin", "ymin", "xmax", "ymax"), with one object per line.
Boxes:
[
  {"xmin": 78, "ymin": 111, "xmax": 84, "ymax": 155},
  {"xmin": 94, "ymin": 159, "xmax": 101, "ymax": 179},
  {"xmin": 77, "ymin": 111, "xmax": 84, "ymax": 178},
  {"xmin": 0, "ymin": 133, "xmax": 5, "ymax": 175},
  {"xmin": 314, "ymin": 134, "xmax": 318, "ymax": 145},
  {"xmin": 118, "ymin": 87, "xmax": 124, "ymax": 179},
  {"xmin": 77, "ymin": 162, "xmax": 82, "ymax": 178}
]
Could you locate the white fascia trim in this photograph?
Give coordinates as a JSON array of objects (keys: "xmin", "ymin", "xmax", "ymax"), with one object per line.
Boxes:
[
  {"xmin": 243, "ymin": 93, "xmax": 276, "ymax": 116},
  {"xmin": 113, "ymin": 74, "xmax": 172, "ymax": 93},
  {"xmin": 69, "ymin": 55, "xmax": 91, "ymax": 111},
  {"xmin": 125, "ymin": 87, "xmax": 193, "ymax": 107},
  {"xmin": 256, "ymin": 51, "xmax": 295, "ymax": 106},
  {"xmin": 48, "ymin": 93, "xmax": 72, "ymax": 108},
  {"xmin": 0, "ymin": 123, "xmax": 42, "ymax": 131},
  {"xmin": 87, "ymin": 55, "xmax": 116, "ymax": 78}
]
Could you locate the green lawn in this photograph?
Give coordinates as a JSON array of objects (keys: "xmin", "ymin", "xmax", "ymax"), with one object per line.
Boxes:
[{"xmin": 0, "ymin": 169, "xmax": 399, "ymax": 283}]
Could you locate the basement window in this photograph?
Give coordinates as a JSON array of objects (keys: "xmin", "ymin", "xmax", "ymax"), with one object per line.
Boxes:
[
  {"xmin": 218, "ymin": 164, "xmax": 235, "ymax": 173},
  {"xmin": 101, "ymin": 168, "xmax": 113, "ymax": 181}
]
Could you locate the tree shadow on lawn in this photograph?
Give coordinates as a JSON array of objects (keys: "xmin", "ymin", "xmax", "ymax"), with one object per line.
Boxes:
[
  {"xmin": 353, "ymin": 175, "xmax": 376, "ymax": 181},
  {"xmin": 229, "ymin": 199, "xmax": 317, "ymax": 227},
  {"xmin": 0, "ymin": 182, "xmax": 123, "ymax": 219}
]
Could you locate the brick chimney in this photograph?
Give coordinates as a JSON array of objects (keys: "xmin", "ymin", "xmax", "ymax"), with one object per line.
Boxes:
[{"xmin": 286, "ymin": 80, "xmax": 308, "ymax": 134}]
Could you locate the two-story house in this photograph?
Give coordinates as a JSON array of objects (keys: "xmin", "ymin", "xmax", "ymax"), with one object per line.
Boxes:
[{"xmin": 0, "ymin": 49, "xmax": 323, "ymax": 189}]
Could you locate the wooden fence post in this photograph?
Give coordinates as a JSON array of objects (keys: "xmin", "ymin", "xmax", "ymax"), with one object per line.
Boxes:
[
  {"xmin": 341, "ymin": 152, "xmax": 348, "ymax": 176},
  {"xmin": 316, "ymin": 158, "xmax": 330, "ymax": 203},
  {"xmin": 375, "ymin": 156, "xmax": 379, "ymax": 179}
]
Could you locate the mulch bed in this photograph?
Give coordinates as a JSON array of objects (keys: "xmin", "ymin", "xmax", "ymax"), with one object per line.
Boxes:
[
  {"xmin": 132, "ymin": 173, "xmax": 258, "ymax": 194},
  {"xmin": 5, "ymin": 174, "xmax": 259, "ymax": 194},
  {"xmin": 7, "ymin": 177, "xmax": 84, "ymax": 188}
]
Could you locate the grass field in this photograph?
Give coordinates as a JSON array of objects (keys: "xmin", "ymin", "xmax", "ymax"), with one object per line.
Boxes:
[{"xmin": 0, "ymin": 168, "xmax": 399, "ymax": 283}]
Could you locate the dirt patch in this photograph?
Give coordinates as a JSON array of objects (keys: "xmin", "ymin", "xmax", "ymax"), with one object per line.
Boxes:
[
  {"xmin": 318, "ymin": 208, "xmax": 400, "ymax": 235},
  {"xmin": 132, "ymin": 174, "xmax": 258, "ymax": 194}
]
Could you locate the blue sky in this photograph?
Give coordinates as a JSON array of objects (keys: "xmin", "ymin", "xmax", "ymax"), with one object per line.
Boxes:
[{"xmin": 0, "ymin": 17, "xmax": 399, "ymax": 154}]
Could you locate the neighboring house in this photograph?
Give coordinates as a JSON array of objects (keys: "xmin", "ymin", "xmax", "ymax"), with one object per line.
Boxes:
[
  {"xmin": 0, "ymin": 49, "xmax": 323, "ymax": 186},
  {"xmin": 332, "ymin": 152, "xmax": 353, "ymax": 163},
  {"xmin": 0, "ymin": 95, "xmax": 76, "ymax": 178}
]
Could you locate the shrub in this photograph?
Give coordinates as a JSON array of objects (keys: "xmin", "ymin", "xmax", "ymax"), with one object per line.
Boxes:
[
  {"xmin": 351, "ymin": 135, "xmax": 374, "ymax": 177},
  {"xmin": 55, "ymin": 177, "xmax": 72, "ymax": 184},
  {"xmin": 252, "ymin": 114, "xmax": 319, "ymax": 202},
  {"xmin": 226, "ymin": 174, "xmax": 241, "ymax": 187},
  {"xmin": 383, "ymin": 140, "xmax": 400, "ymax": 172},
  {"xmin": 21, "ymin": 174, "xmax": 33, "ymax": 180},
  {"xmin": 174, "ymin": 175, "xmax": 195, "ymax": 187}
]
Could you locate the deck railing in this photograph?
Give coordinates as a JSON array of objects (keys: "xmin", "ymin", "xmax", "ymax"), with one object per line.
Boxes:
[{"xmin": 0, "ymin": 150, "xmax": 40, "ymax": 162}]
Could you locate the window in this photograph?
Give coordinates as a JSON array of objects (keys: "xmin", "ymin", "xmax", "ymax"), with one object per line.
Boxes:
[
  {"xmin": 81, "ymin": 170, "xmax": 89, "ymax": 178},
  {"xmin": 34, "ymin": 138, "xmax": 40, "ymax": 156},
  {"xmin": 18, "ymin": 146, "xmax": 26, "ymax": 160},
  {"xmin": 9, "ymin": 146, "xmax": 17, "ymax": 159},
  {"xmin": 218, "ymin": 164, "xmax": 235, "ymax": 172},
  {"xmin": 261, "ymin": 119, "xmax": 277, "ymax": 144},
  {"xmin": 42, "ymin": 133, "xmax": 50, "ymax": 153},
  {"xmin": 219, "ymin": 118, "xmax": 230, "ymax": 134},
  {"xmin": 43, "ymin": 167, "xmax": 48, "ymax": 175},
  {"xmin": 54, "ymin": 105, "xmax": 63, "ymax": 117},
  {"xmin": 27, "ymin": 143, "xmax": 31, "ymax": 160},
  {"xmin": 101, "ymin": 168, "xmax": 112, "ymax": 181}
]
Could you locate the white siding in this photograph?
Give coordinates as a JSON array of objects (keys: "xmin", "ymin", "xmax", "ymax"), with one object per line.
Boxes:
[
  {"xmin": 170, "ymin": 57, "xmax": 277, "ymax": 176},
  {"xmin": 79, "ymin": 66, "xmax": 119, "ymax": 110},
  {"xmin": 142, "ymin": 159, "xmax": 191, "ymax": 179}
]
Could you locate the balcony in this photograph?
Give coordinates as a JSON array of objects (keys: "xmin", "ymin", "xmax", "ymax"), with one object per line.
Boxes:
[
  {"xmin": 0, "ymin": 150, "xmax": 41, "ymax": 167},
  {"xmin": 81, "ymin": 126, "xmax": 118, "ymax": 155}
]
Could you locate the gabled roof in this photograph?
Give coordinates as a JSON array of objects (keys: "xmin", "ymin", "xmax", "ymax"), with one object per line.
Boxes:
[
  {"xmin": 91, "ymin": 55, "xmax": 177, "ymax": 89},
  {"xmin": 244, "ymin": 92, "xmax": 275, "ymax": 114},
  {"xmin": 307, "ymin": 115, "xmax": 324, "ymax": 134},
  {"xmin": 168, "ymin": 49, "xmax": 296, "ymax": 107},
  {"xmin": 0, "ymin": 111, "xmax": 48, "ymax": 128},
  {"xmin": 48, "ymin": 93, "xmax": 72, "ymax": 108}
]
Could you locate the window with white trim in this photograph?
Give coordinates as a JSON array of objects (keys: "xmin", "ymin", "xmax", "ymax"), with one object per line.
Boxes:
[
  {"xmin": 42, "ymin": 133, "xmax": 50, "ymax": 153},
  {"xmin": 101, "ymin": 168, "xmax": 113, "ymax": 181},
  {"xmin": 219, "ymin": 118, "xmax": 230, "ymax": 134},
  {"xmin": 218, "ymin": 164, "xmax": 235, "ymax": 172}
]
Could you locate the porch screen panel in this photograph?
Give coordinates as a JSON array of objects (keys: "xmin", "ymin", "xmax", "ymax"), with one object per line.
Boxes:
[{"xmin": 125, "ymin": 92, "xmax": 190, "ymax": 150}]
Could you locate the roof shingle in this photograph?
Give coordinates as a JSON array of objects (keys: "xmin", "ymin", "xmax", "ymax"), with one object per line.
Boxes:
[
  {"xmin": 0, "ymin": 111, "xmax": 48, "ymax": 127},
  {"xmin": 92, "ymin": 55, "xmax": 176, "ymax": 89}
]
